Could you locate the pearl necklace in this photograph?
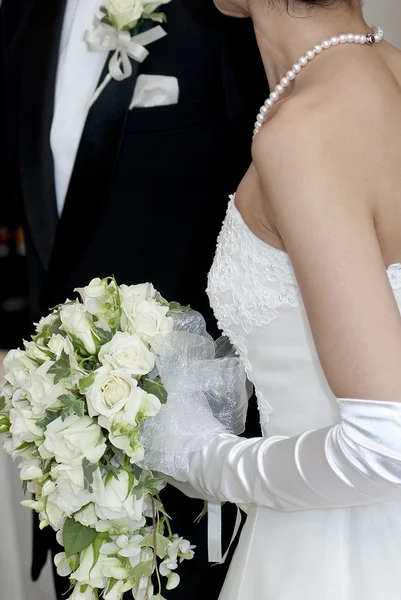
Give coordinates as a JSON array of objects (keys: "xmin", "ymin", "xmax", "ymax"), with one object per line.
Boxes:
[{"xmin": 253, "ymin": 25, "xmax": 384, "ymax": 138}]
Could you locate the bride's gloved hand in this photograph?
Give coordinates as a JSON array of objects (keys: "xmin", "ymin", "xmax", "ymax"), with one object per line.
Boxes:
[{"xmin": 165, "ymin": 398, "xmax": 401, "ymax": 511}]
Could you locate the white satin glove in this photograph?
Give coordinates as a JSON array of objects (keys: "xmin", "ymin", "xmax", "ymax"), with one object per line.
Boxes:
[{"xmin": 177, "ymin": 398, "xmax": 401, "ymax": 511}]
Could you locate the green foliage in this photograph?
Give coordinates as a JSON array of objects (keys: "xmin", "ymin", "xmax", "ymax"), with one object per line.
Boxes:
[
  {"xmin": 77, "ymin": 372, "xmax": 96, "ymax": 394},
  {"xmin": 59, "ymin": 395, "xmax": 85, "ymax": 421},
  {"xmin": 37, "ymin": 410, "xmax": 61, "ymax": 430},
  {"xmin": 48, "ymin": 350, "xmax": 71, "ymax": 383},
  {"xmin": 82, "ymin": 458, "xmax": 98, "ymax": 493},
  {"xmin": 141, "ymin": 378, "xmax": 168, "ymax": 405},
  {"xmin": 63, "ymin": 518, "xmax": 97, "ymax": 558}
]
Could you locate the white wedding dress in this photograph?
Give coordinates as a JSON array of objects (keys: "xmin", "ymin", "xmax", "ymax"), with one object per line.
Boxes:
[{"xmin": 206, "ymin": 195, "xmax": 401, "ymax": 600}]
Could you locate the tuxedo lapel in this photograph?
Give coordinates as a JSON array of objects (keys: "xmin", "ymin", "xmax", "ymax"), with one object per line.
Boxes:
[
  {"xmin": 18, "ymin": 0, "xmax": 66, "ymax": 271},
  {"xmin": 45, "ymin": 37, "xmax": 145, "ymax": 294}
]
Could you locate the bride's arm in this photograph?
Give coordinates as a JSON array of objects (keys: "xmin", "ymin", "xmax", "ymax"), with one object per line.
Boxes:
[{"xmin": 162, "ymin": 106, "xmax": 401, "ymax": 511}]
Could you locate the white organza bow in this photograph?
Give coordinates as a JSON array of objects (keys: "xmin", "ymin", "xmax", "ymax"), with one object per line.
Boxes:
[
  {"xmin": 139, "ymin": 312, "xmax": 250, "ymax": 481},
  {"xmin": 84, "ymin": 19, "xmax": 167, "ymax": 108}
]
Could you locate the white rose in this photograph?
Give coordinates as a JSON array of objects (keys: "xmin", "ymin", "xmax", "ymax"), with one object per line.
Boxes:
[
  {"xmin": 49, "ymin": 463, "xmax": 95, "ymax": 516},
  {"xmin": 26, "ymin": 360, "xmax": 65, "ymax": 415},
  {"xmin": 48, "ymin": 334, "xmax": 75, "ymax": 359},
  {"xmin": 105, "ymin": 0, "xmax": 145, "ymax": 29},
  {"xmin": 39, "ymin": 415, "xmax": 106, "ymax": 466},
  {"xmin": 3, "ymin": 349, "xmax": 36, "ymax": 388},
  {"xmin": 71, "ymin": 543, "xmax": 107, "ymax": 589},
  {"xmin": 99, "ymin": 331, "xmax": 154, "ymax": 375},
  {"xmin": 75, "ymin": 278, "xmax": 114, "ymax": 316},
  {"xmin": 86, "ymin": 366, "xmax": 139, "ymax": 419},
  {"xmin": 93, "ymin": 469, "xmax": 145, "ymax": 522},
  {"xmin": 119, "ymin": 283, "xmax": 156, "ymax": 302},
  {"xmin": 120, "ymin": 288, "xmax": 172, "ymax": 342},
  {"xmin": 8, "ymin": 403, "xmax": 43, "ymax": 447},
  {"xmin": 60, "ymin": 302, "xmax": 97, "ymax": 355}
]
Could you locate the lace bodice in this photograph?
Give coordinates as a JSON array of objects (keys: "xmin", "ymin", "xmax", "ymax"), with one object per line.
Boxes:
[{"xmin": 207, "ymin": 196, "xmax": 401, "ymax": 436}]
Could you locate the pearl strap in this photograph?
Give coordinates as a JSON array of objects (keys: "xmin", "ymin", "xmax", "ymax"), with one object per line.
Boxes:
[{"xmin": 253, "ymin": 26, "xmax": 384, "ymax": 138}]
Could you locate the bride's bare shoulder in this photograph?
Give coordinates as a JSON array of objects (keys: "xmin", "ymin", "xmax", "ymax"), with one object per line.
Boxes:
[{"xmin": 252, "ymin": 70, "xmax": 401, "ymax": 208}]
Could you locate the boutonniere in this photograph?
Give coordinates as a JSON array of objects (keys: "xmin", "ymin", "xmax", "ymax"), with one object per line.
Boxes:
[{"xmin": 85, "ymin": 0, "xmax": 171, "ymax": 108}]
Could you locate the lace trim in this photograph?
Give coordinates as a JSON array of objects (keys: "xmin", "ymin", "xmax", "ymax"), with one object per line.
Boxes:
[{"xmin": 207, "ymin": 197, "xmax": 300, "ymax": 429}]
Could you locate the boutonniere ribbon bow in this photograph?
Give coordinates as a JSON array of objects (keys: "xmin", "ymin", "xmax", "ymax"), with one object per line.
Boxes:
[{"xmin": 85, "ymin": 0, "xmax": 171, "ymax": 108}]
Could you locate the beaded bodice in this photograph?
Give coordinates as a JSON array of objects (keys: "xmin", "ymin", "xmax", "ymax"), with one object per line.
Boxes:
[{"xmin": 207, "ymin": 197, "xmax": 401, "ymax": 436}]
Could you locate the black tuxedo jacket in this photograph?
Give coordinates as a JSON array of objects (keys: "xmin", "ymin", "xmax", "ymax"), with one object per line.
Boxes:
[{"xmin": 1, "ymin": 1, "xmax": 268, "ymax": 598}]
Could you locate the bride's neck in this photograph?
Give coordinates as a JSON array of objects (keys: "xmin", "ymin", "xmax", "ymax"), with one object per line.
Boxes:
[{"xmin": 250, "ymin": 5, "xmax": 370, "ymax": 87}]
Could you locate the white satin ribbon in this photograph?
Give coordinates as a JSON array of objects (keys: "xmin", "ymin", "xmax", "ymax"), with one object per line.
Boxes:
[
  {"xmin": 207, "ymin": 502, "xmax": 243, "ymax": 564},
  {"xmin": 84, "ymin": 20, "xmax": 167, "ymax": 108}
]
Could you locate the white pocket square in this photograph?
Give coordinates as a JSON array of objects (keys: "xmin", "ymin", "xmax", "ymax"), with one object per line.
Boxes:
[{"xmin": 129, "ymin": 75, "xmax": 179, "ymax": 110}]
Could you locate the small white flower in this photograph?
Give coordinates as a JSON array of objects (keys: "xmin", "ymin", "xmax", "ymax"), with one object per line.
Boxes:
[
  {"xmin": 166, "ymin": 572, "xmax": 180, "ymax": 590},
  {"xmin": 99, "ymin": 331, "xmax": 154, "ymax": 375},
  {"xmin": 60, "ymin": 302, "xmax": 97, "ymax": 354},
  {"xmin": 39, "ymin": 414, "xmax": 106, "ymax": 466},
  {"xmin": 75, "ymin": 278, "xmax": 112, "ymax": 315},
  {"xmin": 20, "ymin": 460, "xmax": 43, "ymax": 481},
  {"xmin": 69, "ymin": 584, "xmax": 99, "ymax": 600},
  {"xmin": 71, "ymin": 543, "xmax": 107, "ymax": 589},
  {"xmin": 54, "ymin": 552, "xmax": 79, "ymax": 577}
]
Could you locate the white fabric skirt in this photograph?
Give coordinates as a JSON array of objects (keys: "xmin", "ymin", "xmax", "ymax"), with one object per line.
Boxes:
[{"xmin": 219, "ymin": 501, "xmax": 401, "ymax": 599}]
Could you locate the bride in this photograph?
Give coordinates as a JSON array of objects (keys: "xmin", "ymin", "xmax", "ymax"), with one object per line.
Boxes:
[{"xmin": 147, "ymin": 1, "xmax": 401, "ymax": 598}]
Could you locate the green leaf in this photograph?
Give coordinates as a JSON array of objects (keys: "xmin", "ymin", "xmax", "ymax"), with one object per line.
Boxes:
[
  {"xmin": 37, "ymin": 410, "xmax": 61, "ymax": 430},
  {"xmin": 141, "ymin": 378, "xmax": 168, "ymax": 405},
  {"xmin": 59, "ymin": 395, "xmax": 85, "ymax": 421},
  {"xmin": 82, "ymin": 458, "xmax": 98, "ymax": 493},
  {"xmin": 131, "ymin": 559, "xmax": 153, "ymax": 583},
  {"xmin": 167, "ymin": 301, "xmax": 191, "ymax": 314},
  {"xmin": 48, "ymin": 315, "xmax": 63, "ymax": 337},
  {"xmin": 139, "ymin": 532, "xmax": 170, "ymax": 559},
  {"xmin": 89, "ymin": 535, "xmax": 104, "ymax": 578},
  {"xmin": 104, "ymin": 578, "xmax": 119, "ymax": 595},
  {"xmin": 14, "ymin": 441, "xmax": 34, "ymax": 452},
  {"xmin": 48, "ymin": 350, "xmax": 71, "ymax": 383},
  {"xmin": 0, "ymin": 396, "xmax": 6, "ymax": 412},
  {"xmin": 93, "ymin": 326, "xmax": 114, "ymax": 345},
  {"xmin": 63, "ymin": 518, "xmax": 97, "ymax": 558},
  {"xmin": 77, "ymin": 372, "xmax": 96, "ymax": 394}
]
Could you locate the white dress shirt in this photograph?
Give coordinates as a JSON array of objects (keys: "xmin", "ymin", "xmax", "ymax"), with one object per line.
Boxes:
[{"xmin": 50, "ymin": 0, "xmax": 107, "ymax": 215}]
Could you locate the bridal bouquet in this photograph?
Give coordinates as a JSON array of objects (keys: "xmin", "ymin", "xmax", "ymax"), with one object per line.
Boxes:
[{"xmin": 0, "ymin": 279, "xmax": 199, "ymax": 600}]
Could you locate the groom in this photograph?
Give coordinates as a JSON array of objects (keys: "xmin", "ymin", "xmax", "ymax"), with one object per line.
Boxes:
[{"xmin": 0, "ymin": 0, "xmax": 267, "ymax": 598}]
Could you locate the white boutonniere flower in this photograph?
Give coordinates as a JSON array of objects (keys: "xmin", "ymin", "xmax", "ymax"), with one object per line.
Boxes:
[{"xmin": 85, "ymin": 0, "xmax": 171, "ymax": 108}]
